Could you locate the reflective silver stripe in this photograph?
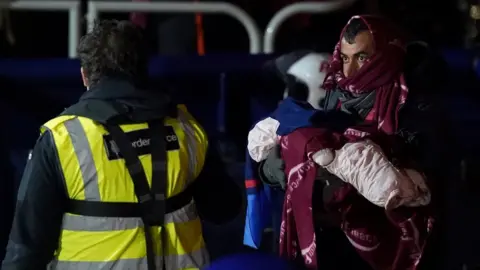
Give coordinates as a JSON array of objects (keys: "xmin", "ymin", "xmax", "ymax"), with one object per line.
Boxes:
[
  {"xmin": 48, "ymin": 257, "xmax": 149, "ymax": 270},
  {"xmin": 48, "ymin": 247, "xmax": 209, "ymax": 270},
  {"xmin": 62, "ymin": 200, "xmax": 198, "ymax": 231},
  {"xmin": 164, "ymin": 199, "xmax": 198, "ymax": 224},
  {"xmin": 62, "ymin": 215, "xmax": 143, "ymax": 231},
  {"xmin": 177, "ymin": 109, "xmax": 198, "ymax": 182},
  {"xmin": 64, "ymin": 118, "xmax": 101, "ymax": 201},
  {"xmin": 162, "ymin": 248, "xmax": 209, "ymax": 270}
]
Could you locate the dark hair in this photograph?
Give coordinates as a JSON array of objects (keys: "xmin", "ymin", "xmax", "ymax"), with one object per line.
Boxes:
[
  {"xmin": 77, "ymin": 20, "xmax": 148, "ymax": 86},
  {"xmin": 343, "ymin": 18, "xmax": 369, "ymax": 44}
]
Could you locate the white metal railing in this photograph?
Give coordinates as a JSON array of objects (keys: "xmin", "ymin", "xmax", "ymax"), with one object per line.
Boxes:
[
  {"xmin": 5, "ymin": 1, "xmax": 81, "ymax": 58},
  {"xmin": 87, "ymin": 1, "xmax": 262, "ymax": 54},
  {"xmin": 263, "ymin": 0, "xmax": 357, "ymax": 53},
  {"xmin": 3, "ymin": 1, "xmax": 359, "ymax": 57}
]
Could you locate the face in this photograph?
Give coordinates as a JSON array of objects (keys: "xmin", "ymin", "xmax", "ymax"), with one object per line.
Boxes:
[{"xmin": 340, "ymin": 30, "xmax": 375, "ymax": 78}]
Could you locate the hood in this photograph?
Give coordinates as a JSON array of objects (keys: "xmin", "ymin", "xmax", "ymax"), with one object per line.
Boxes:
[{"xmin": 65, "ymin": 76, "xmax": 176, "ymax": 124}]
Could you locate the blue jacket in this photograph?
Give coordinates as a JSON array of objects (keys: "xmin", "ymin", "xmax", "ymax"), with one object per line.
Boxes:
[{"xmin": 243, "ymin": 97, "xmax": 319, "ymax": 248}]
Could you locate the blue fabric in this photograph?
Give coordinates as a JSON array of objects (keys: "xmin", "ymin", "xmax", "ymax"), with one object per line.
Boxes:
[
  {"xmin": 274, "ymin": 98, "xmax": 318, "ymax": 136},
  {"xmin": 0, "ymin": 55, "xmax": 273, "ymax": 79},
  {"xmin": 203, "ymin": 253, "xmax": 298, "ymax": 270},
  {"xmin": 243, "ymin": 98, "xmax": 320, "ymax": 248}
]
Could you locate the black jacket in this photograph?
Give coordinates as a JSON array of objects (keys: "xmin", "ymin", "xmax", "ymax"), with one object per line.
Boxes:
[
  {"xmin": 258, "ymin": 43, "xmax": 458, "ymax": 270},
  {"xmin": 1, "ymin": 77, "xmax": 242, "ymax": 270},
  {"xmin": 0, "ymin": 142, "xmax": 14, "ymax": 263}
]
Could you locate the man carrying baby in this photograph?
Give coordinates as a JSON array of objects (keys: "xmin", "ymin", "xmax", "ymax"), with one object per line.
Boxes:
[{"xmin": 259, "ymin": 15, "xmax": 455, "ymax": 270}]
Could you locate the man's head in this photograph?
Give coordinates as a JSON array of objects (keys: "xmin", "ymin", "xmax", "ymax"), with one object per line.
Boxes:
[
  {"xmin": 77, "ymin": 20, "xmax": 148, "ymax": 89},
  {"xmin": 340, "ymin": 18, "xmax": 375, "ymax": 78},
  {"xmin": 322, "ymin": 15, "xmax": 409, "ymax": 134}
]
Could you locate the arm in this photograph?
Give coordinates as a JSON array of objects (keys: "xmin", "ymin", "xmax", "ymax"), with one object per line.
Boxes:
[
  {"xmin": 258, "ymin": 145, "xmax": 286, "ymax": 189},
  {"xmin": 0, "ymin": 141, "xmax": 15, "ymax": 261},
  {"xmin": 192, "ymin": 146, "xmax": 243, "ymax": 224},
  {"xmin": 179, "ymin": 105, "xmax": 243, "ymax": 224},
  {"xmin": 400, "ymin": 42, "xmax": 455, "ymax": 178},
  {"xmin": 390, "ymin": 98, "xmax": 456, "ymax": 270},
  {"xmin": 1, "ymin": 131, "xmax": 67, "ymax": 270}
]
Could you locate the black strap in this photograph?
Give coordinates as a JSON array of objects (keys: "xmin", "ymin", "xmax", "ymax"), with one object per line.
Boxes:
[
  {"xmin": 147, "ymin": 120, "xmax": 168, "ymax": 270},
  {"xmin": 148, "ymin": 120, "xmax": 167, "ymax": 208},
  {"xmin": 67, "ymin": 185, "xmax": 193, "ymax": 217},
  {"xmin": 105, "ymin": 124, "xmax": 153, "ymax": 205},
  {"xmin": 103, "ymin": 120, "xmax": 167, "ymax": 270}
]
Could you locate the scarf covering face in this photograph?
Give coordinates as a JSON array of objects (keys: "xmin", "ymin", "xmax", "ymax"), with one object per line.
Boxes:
[{"xmin": 323, "ymin": 15, "xmax": 409, "ymax": 134}]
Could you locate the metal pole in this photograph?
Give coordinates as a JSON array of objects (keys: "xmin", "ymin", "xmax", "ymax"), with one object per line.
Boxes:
[
  {"xmin": 87, "ymin": 1, "xmax": 262, "ymax": 54},
  {"xmin": 6, "ymin": 1, "xmax": 78, "ymax": 9},
  {"xmin": 68, "ymin": 5, "xmax": 80, "ymax": 59},
  {"xmin": 263, "ymin": 0, "xmax": 357, "ymax": 53}
]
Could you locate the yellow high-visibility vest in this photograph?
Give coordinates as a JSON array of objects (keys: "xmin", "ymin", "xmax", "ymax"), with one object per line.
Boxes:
[{"xmin": 41, "ymin": 104, "xmax": 209, "ymax": 270}]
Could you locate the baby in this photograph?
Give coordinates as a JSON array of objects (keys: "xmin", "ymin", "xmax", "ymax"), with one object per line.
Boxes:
[{"xmin": 248, "ymin": 120, "xmax": 431, "ymax": 210}]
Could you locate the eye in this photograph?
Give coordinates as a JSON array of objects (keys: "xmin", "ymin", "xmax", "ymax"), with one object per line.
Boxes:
[
  {"xmin": 358, "ymin": 55, "xmax": 368, "ymax": 62},
  {"xmin": 341, "ymin": 55, "xmax": 349, "ymax": 63}
]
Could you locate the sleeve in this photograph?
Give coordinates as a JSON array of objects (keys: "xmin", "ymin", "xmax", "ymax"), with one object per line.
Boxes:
[
  {"xmin": 389, "ymin": 94, "xmax": 457, "ymax": 238},
  {"xmin": 399, "ymin": 43, "xmax": 457, "ymax": 212},
  {"xmin": 177, "ymin": 104, "xmax": 208, "ymax": 179},
  {"xmin": 397, "ymin": 96, "xmax": 455, "ymax": 180},
  {"xmin": 1, "ymin": 131, "xmax": 67, "ymax": 270},
  {"xmin": 258, "ymin": 145, "xmax": 286, "ymax": 189},
  {"xmin": 192, "ymin": 145, "xmax": 243, "ymax": 225},
  {"xmin": 179, "ymin": 105, "xmax": 243, "ymax": 224},
  {"xmin": 0, "ymin": 142, "xmax": 15, "ymax": 262},
  {"xmin": 404, "ymin": 42, "xmax": 449, "ymax": 96},
  {"xmin": 401, "ymin": 43, "xmax": 449, "ymax": 169}
]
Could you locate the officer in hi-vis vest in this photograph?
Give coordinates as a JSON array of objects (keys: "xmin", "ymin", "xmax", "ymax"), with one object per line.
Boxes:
[{"xmin": 2, "ymin": 20, "xmax": 242, "ymax": 270}]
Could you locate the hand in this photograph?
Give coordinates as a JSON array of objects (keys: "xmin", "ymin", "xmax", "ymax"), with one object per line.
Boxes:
[{"xmin": 261, "ymin": 145, "xmax": 286, "ymax": 189}]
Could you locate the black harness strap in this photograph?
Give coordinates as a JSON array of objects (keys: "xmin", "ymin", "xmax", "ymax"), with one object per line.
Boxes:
[
  {"xmin": 147, "ymin": 120, "xmax": 168, "ymax": 270},
  {"xmin": 67, "ymin": 187, "xmax": 192, "ymax": 218},
  {"xmin": 148, "ymin": 120, "xmax": 168, "ymax": 214},
  {"xmin": 103, "ymin": 120, "xmax": 166, "ymax": 270}
]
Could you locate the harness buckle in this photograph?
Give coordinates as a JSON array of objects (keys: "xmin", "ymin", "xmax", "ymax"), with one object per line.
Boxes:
[{"xmin": 140, "ymin": 193, "xmax": 165, "ymax": 226}]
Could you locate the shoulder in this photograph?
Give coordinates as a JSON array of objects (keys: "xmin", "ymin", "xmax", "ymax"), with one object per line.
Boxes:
[
  {"xmin": 176, "ymin": 105, "xmax": 207, "ymax": 135},
  {"xmin": 400, "ymin": 41, "xmax": 449, "ymax": 129},
  {"xmin": 168, "ymin": 104, "xmax": 208, "ymax": 150},
  {"xmin": 19, "ymin": 130, "xmax": 61, "ymax": 195},
  {"xmin": 41, "ymin": 115, "xmax": 77, "ymax": 134},
  {"xmin": 33, "ymin": 128, "xmax": 64, "ymax": 169},
  {"xmin": 404, "ymin": 41, "xmax": 448, "ymax": 95},
  {"xmin": 34, "ymin": 130, "xmax": 57, "ymax": 155}
]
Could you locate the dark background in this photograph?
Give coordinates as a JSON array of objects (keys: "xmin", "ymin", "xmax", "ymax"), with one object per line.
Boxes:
[
  {"xmin": 0, "ymin": 0, "xmax": 470, "ymax": 58},
  {"xmin": 2, "ymin": 1, "xmax": 480, "ymax": 269}
]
